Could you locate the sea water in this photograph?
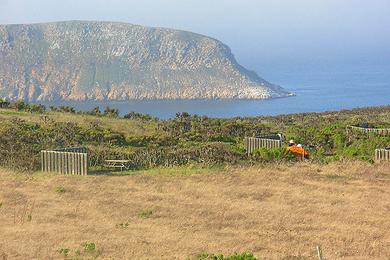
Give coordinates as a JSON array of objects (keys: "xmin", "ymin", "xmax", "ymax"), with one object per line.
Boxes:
[{"xmin": 43, "ymin": 59, "xmax": 390, "ymax": 119}]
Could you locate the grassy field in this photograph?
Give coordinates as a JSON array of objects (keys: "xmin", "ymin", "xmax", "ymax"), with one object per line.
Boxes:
[
  {"xmin": 1, "ymin": 103, "xmax": 390, "ymax": 259},
  {"xmin": 1, "ymin": 161, "xmax": 389, "ymax": 259}
]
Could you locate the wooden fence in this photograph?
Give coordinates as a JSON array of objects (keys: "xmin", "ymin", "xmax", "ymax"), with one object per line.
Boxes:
[
  {"xmin": 51, "ymin": 147, "xmax": 88, "ymax": 153},
  {"xmin": 348, "ymin": 126, "xmax": 390, "ymax": 136},
  {"xmin": 41, "ymin": 147, "xmax": 88, "ymax": 175},
  {"xmin": 245, "ymin": 137, "xmax": 283, "ymax": 154},
  {"xmin": 375, "ymin": 149, "xmax": 390, "ymax": 162}
]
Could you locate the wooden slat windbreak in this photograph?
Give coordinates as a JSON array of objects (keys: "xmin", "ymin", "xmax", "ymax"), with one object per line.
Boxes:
[
  {"xmin": 245, "ymin": 137, "xmax": 283, "ymax": 155},
  {"xmin": 375, "ymin": 149, "xmax": 390, "ymax": 162},
  {"xmin": 52, "ymin": 147, "xmax": 88, "ymax": 153},
  {"xmin": 348, "ymin": 126, "xmax": 390, "ymax": 136},
  {"xmin": 41, "ymin": 148, "xmax": 88, "ymax": 175}
]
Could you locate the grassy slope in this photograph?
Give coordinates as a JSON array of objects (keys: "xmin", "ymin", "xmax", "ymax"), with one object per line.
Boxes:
[
  {"xmin": 0, "ymin": 162, "xmax": 389, "ymax": 259},
  {"xmin": 0, "ymin": 108, "xmax": 156, "ymax": 138},
  {"xmin": 2, "ymin": 105, "xmax": 390, "ymax": 137}
]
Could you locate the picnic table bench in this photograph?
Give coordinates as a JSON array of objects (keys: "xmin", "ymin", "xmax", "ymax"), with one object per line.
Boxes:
[{"xmin": 104, "ymin": 160, "xmax": 131, "ymax": 171}]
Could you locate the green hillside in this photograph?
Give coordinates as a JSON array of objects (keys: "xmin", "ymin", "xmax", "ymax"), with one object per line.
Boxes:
[{"xmin": 1, "ymin": 100, "xmax": 390, "ymax": 172}]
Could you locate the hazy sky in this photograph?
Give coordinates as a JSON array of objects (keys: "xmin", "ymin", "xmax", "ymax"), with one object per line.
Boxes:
[{"xmin": 1, "ymin": 0, "xmax": 389, "ymax": 66}]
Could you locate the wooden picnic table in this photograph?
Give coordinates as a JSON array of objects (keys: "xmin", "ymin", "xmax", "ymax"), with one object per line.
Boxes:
[{"xmin": 104, "ymin": 160, "xmax": 131, "ymax": 171}]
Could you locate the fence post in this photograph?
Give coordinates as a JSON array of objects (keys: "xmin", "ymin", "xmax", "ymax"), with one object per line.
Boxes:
[
  {"xmin": 53, "ymin": 152, "xmax": 57, "ymax": 173},
  {"xmin": 46, "ymin": 151, "xmax": 50, "ymax": 172},
  {"xmin": 75, "ymin": 153, "xmax": 79, "ymax": 175},
  {"xmin": 55, "ymin": 152, "xmax": 58, "ymax": 173},
  {"xmin": 80, "ymin": 153, "xmax": 84, "ymax": 175},
  {"xmin": 41, "ymin": 151, "xmax": 44, "ymax": 172},
  {"xmin": 62, "ymin": 153, "xmax": 66, "ymax": 174},
  {"xmin": 84, "ymin": 153, "xmax": 88, "ymax": 175},
  {"xmin": 79, "ymin": 153, "xmax": 83, "ymax": 175},
  {"xmin": 76, "ymin": 153, "xmax": 79, "ymax": 175},
  {"xmin": 77, "ymin": 153, "xmax": 81, "ymax": 175},
  {"xmin": 61, "ymin": 153, "xmax": 65, "ymax": 174},
  {"xmin": 45, "ymin": 151, "xmax": 49, "ymax": 172},
  {"xmin": 56, "ymin": 152, "xmax": 60, "ymax": 173},
  {"xmin": 58, "ymin": 152, "xmax": 62, "ymax": 174},
  {"xmin": 80, "ymin": 153, "xmax": 86, "ymax": 175},
  {"xmin": 70, "ymin": 153, "xmax": 74, "ymax": 175},
  {"xmin": 65, "ymin": 152, "xmax": 70, "ymax": 175},
  {"xmin": 74, "ymin": 153, "xmax": 78, "ymax": 175},
  {"xmin": 50, "ymin": 151, "xmax": 53, "ymax": 172}
]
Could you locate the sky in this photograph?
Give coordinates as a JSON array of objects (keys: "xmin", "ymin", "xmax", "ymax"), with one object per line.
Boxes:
[{"xmin": 0, "ymin": 0, "xmax": 389, "ymax": 67}]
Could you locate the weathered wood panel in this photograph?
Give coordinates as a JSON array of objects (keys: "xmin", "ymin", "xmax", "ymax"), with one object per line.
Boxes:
[
  {"xmin": 348, "ymin": 126, "xmax": 390, "ymax": 136},
  {"xmin": 71, "ymin": 153, "xmax": 75, "ymax": 175},
  {"xmin": 52, "ymin": 147, "xmax": 88, "ymax": 153},
  {"xmin": 40, "ymin": 148, "xmax": 88, "ymax": 175},
  {"xmin": 245, "ymin": 137, "xmax": 283, "ymax": 154},
  {"xmin": 375, "ymin": 149, "xmax": 390, "ymax": 162}
]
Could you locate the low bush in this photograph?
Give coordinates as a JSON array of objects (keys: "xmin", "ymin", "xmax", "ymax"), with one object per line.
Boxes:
[
  {"xmin": 251, "ymin": 148, "xmax": 294, "ymax": 163},
  {"xmin": 197, "ymin": 252, "xmax": 256, "ymax": 260}
]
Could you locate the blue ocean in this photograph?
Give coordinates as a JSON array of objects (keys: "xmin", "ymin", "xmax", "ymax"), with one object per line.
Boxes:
[{"xmin": 47, "ymin": 59, "xmax": 390, "ymax": 119}]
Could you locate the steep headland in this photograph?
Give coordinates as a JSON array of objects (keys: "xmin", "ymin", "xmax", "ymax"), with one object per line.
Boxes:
[{"xmin": 0, "ymin": 21, "xmax": 291, "ymax": 101}]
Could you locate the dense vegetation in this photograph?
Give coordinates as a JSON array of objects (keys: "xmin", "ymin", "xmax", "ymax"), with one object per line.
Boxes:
[{"xmin": 0, "ymin": 98, "xmax": 389, "ymax": 172}]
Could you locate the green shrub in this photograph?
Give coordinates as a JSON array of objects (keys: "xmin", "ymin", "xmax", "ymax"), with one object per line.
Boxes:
[
  {"xmin": 0, "ymin": 98, "xmax": 10, "ymax": 108},
  {"xmin": 124, "ymin": 111, "xmax": 156, "ymax": 121},
  {"xmin": 27, "ymin": 104, "xmax": 46, "ymax": 113},
  {"xmin": 103, "ymin": 106, "xmax": 119, "ymax": 117},
  {"xmin": 251, "ymin": 148, "xmax": 293, "ymax": 163},
  {"xmin": 82, "ymin": 242, "xmax": 96, "ymax": 252},
  {"xmin": 139, "ymin": 209, "xmax": 153, "ymax": 219},
  {"xmin": 196, "ymin": 252, "xmax": 256, "ymax": 260},
  {"xmin": 55, "ymin": 186, "xmax": 66, "ymax": 193},
  {"xmin": 116, "ymin": 222, "xmax": 129, "ymax": 228},
  {"xmin": 50, "ymin": 106, "xmax": 76, "ymax": 113},
  {"xmin": 58, "ymin": 248, "xmax": 70, "ymax": 257}
]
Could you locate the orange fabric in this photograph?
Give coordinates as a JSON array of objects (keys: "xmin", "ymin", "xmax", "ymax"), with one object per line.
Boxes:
[{"xmin": 287, "ymin": 146, "xmax": 310, "ymax": 159}]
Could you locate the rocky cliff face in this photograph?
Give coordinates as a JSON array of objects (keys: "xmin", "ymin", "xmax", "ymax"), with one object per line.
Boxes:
[{"xmin": 0, "ymin": 21, "xmax": 291, "ymax": 101}]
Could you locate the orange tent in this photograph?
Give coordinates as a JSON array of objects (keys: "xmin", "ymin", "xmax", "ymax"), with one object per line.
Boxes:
[{"xmin": 287, "ymin": 146, "xmax": 310, "ymax": 159}]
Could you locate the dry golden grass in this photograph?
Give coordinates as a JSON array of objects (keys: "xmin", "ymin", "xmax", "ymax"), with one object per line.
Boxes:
[{"xmin": 0, "ymin": 161, "xmax": 389, "ymax": 259}]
